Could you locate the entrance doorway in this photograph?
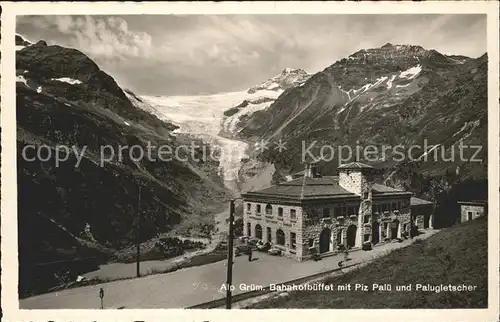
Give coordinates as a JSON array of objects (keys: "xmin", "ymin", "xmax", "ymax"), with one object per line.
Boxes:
[
  {"xmin": 372, "ymin": 223, "xmax": 380, "ymax": 245},
  {"xmin": 390, "ymin": 219, "xmax": 400, "ymax": 239},
  {"xmin": 319, "ymin": 228, "xmax": 331, "ymax": 253},
  {"xmin": 346, "ymin": 225, "xmax": 357, "ymax": 248},
  {"xmin": 424, "ymin": 214, "xmax": 430, "ymax": 229}
]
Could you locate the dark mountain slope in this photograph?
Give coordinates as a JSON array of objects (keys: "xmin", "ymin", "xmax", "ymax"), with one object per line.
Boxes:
[{"xmin": 16, "ymin": 39, "xmax": 230, "ymax": 296}]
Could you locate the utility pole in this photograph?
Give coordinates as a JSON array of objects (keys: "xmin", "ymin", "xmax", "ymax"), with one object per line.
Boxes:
[
  {"xmin": 225, "ymin": 199, "xmax": 235, "ymax": 309},
  {"xmin": 136, "ymin": 183, "xmax": 142, "ymax": 278}
]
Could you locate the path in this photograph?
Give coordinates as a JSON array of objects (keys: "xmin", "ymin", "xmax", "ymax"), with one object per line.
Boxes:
[{"xmin": 20, "ymin": 229, "xmax": 438, "ymax": 309}]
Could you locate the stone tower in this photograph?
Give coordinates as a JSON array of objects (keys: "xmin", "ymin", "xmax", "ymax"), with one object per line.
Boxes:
[{"xmin": 338, "ymin": 162, "xmax": 374, "ymax": 247}]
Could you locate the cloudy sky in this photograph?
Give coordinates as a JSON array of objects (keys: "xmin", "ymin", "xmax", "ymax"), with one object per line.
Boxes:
[{"xmin": 17, "ymin": 14, "xmax": 486, "ymax": 96}]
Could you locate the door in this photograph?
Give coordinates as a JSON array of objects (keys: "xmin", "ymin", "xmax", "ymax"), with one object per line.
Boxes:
[
  {"xmin": 346, "ymin": 225, "xmax": 357, "ymax": 248},
  {"xmin": 319, "ymin": 228, "xmax": 331, "ymax": 253},
  {"xmin": 372, "ymin": 223, "xmax": 380, "ymax": 245},
  {"xmin": 424, "ymin": 214, "xmax": 430, "ymax": 229},
  {"xmin": 391, "ymin": 219, "xmax": 399, "ymax": 239}
]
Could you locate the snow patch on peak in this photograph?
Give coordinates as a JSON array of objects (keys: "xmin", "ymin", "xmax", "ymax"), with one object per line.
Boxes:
[
  {"xmin": 51, "ymin": 77, "xmax": 82, "ymax": 85},
  {"xmin": 387, "ymin": 75, "xmax": 397, "ymax": 89},
  {"xmin": 452, "ymin": 120, "xmax": 480, "ymax": 139},
  {"xmin": 399, "ymin": 65, "xmax": 422, "ymax": 80},
  {"xmin": 16, "ymin": 75, "xmax": 29, "ymax": 87}
]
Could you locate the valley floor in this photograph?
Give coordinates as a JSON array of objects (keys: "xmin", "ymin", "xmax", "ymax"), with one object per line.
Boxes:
[
  {"xmin": 83, "ymin": 207, "xmax": 231, "ymax": 281},
  {"xmin": 20, "ymin": 229, "xmax": 438, "ymax": 309}
]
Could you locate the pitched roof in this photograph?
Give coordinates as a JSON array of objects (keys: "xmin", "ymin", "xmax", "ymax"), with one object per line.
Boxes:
[
  {"xmin": 458, "ymin": 200, "xmax": 488, "ymax": 206},
  {"xmin": 337, "ymin": 162, "xmax": 374, "ymax": 170},
  {"xmin": 242, "ymin": 176, "xmax": 356, "ymax": 200},
  {"xmin": 410, "ymin": 196, "xmax": 433, "ymax": 206},
  {"xmin": 372, "ymin": 183, "xmax": 412, "ymax": 196},
  {"xmin": 242, "ymin": 176, "xmax": 412, "ymax": 201}
]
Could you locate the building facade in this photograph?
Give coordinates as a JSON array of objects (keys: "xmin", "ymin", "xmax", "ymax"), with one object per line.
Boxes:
[
  {"xmin": 458, "ymin": 201, "xmax": 487, "ymax": 223},
  {"xmin": 241, "ymin": 162, "xmax": 433, "ymax": 261}
]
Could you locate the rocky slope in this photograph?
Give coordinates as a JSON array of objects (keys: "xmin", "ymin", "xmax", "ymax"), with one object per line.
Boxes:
[
  {"xmin": 236, "ymin": 44, "xmax": 488, "ymax": 226},
  {"xmin": 221, "ymin": 68, "xmax": 311, "ymax": 137},
  {"xmin": 16, "ymin": 37, "xmax": 230, "ymax": 295}
]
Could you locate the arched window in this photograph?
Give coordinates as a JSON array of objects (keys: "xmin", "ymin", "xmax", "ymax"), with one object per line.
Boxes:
[
  {"xmin": 276, "ymin": 229, "xmax": 285, "ymax": 245},
  {"xmin": 265, "ymin": 204, "xmax": 273, "ymax": 215},
  {"xmin": 255, "ymin": 224, "xmax": 263, "ymax": 239}
]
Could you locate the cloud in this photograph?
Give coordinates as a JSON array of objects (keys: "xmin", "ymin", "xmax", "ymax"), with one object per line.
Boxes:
[
  {"xmin": 16, "ymin": 14, "xmax": 487, "ymax": 96},
  {"xmin": 21, "ymin": 16, "xmax": 153, "ymax": 63}
]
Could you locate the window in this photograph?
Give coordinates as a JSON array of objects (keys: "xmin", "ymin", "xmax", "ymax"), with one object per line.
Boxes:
[
  {"xmin": 257, "ymin": 204, "xmax": 261, "ymax": 213},
  {"xmin": 290, "ymin": 209, "xmax": 297, "ymax": 220},
  {"xmin": 290, "ymin": 232, "xmax": 296, "ymax": 249},
  {"xmin": 278, "ymin": 207, "xmax": 284, "ymax": 217},
  {"xmin": 372, "ymin": 205, "xmax": 377, "ymax": 213},
  {"xmin": 276, "ymin": 229, "xmax": 285, "ymax": 246},
  {"xmin": 308, "ymin": 238, "xmax": 314, "ymax": 247},
  {"xmin": 265, "ymin": 204, "xmax": 273, "ymax": 215},
  {"xmin": 247, "ymin": 223, "xmax": 251, "ymax": 236},
  {"xmin": 468, "ymin": 211, "xmax": 473, "ymax": 221},
  {"xmin": 382, "ymin": 204, "xmax": 389, "ymax": 212},
  {"xmin": 364, "ymin": 215, "xmax": 371, "ymax": 224},
  {"xmin": 337, "ymin": 229, "xmax": 343, "ymax": 244},
  {"xmin": 246, "ymin": 203, "xmax": 251, "ymax": 211},
  {"xmin": 322, "ymin": 207, "xmax": 330, "ymax": 218},
  {"xmin": 364, "ymin": 234, "xmax": 370, "ymax": 242},
  {"xmin": 340, "ymin": 206, "xmax": 347, "ymax": 216},
  {"xmin": 267, "ymin": 227, "xmax": 272, "ymax": 242},
  {"xmin": 255, "ymin": 224, "xmax": 262, "ymax": 239},
  {"xmin": 334, "ymin": 206, "xmax": 341, "ymax": 216},
  {"xmin": 403, "ymin": 223, "xmax": 408, "ymax": 231},
  {"xmin": 391, "ymin": 202, "xmax": 398, "ymax": 210}
]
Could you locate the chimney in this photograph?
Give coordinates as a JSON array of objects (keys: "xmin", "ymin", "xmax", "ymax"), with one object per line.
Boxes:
[
  {"xmin": 304, "ymin": 163, "xmax": 312, "ymax": 178},
  {"xmin": 304, "ymin": 162, "xmax": 320, "ymax": 178}
]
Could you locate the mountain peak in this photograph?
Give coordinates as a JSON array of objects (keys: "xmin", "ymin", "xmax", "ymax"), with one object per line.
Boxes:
[
  {"xmin": 281, "ymin": 67, "xmax": 307, "ymax": 75},
  {"xmin": 248, "ymin": 68, "xmax": 311, "ymax": 94}
]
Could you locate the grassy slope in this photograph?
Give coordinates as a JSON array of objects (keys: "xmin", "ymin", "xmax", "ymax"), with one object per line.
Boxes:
[{"xmin": 251, "ymin": 216, "xmax": 488, "ymax": 309}]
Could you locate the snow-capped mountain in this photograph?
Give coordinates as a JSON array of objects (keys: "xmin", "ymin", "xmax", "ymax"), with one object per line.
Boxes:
[
  {"xmin": 235, "ymin": 43, "xmax": 486, "ymax": 191},
  {"xmin": 247, "ymin": 68, "xmax": 311, "ymax": 94},
  {"xmin": 219, "ymin": 68, "xmax": 311, "ymax": 136},
  {"xmin": 16, "ymin": 38, "xmax": 230, "ymax": 295}
]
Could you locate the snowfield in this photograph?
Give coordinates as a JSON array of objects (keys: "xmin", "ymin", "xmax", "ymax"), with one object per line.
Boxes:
[
  {"xmin": 141, "ymin": 90, "xmax": 280, "ymax": 186},
  {"xmin": 51, "ymin": 77, "xmax": 83, "ymax": 85}
]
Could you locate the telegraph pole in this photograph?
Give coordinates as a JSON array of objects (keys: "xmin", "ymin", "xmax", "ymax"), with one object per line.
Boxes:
[
  {"xmin": 225, "ymin": 199, "xmax": 235, "ymax": 309},
  {"xmin": 136, "ymin": 184, "xmax": 142, "ymax": 278}
]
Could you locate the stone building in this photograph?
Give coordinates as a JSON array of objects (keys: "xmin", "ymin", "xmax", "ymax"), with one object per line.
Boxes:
[
  {"xmin": 241, "ymin": 162, "xmax": 433, "ymax": 261},
  {"xmin": 458, "ymin": 200, "xmax": 487, "ymax": 223}
]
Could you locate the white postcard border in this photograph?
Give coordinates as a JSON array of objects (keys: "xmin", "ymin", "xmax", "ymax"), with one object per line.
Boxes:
[{"xmin": 1, "ymin": 1, "xmax": 499, "ymax": 321}]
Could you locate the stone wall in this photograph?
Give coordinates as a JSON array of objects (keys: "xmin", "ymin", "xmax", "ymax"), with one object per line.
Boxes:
[
  {"xmin": 243, "ymin": 200, "xmax": 303, "ymax": 260},
  {"xmin": 300, "ymin": 201, "xmax": 361, "ymax": 259},
  {"xmin": 460, "ymin": 204, "xmax": 485, "ymax": 223}
]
